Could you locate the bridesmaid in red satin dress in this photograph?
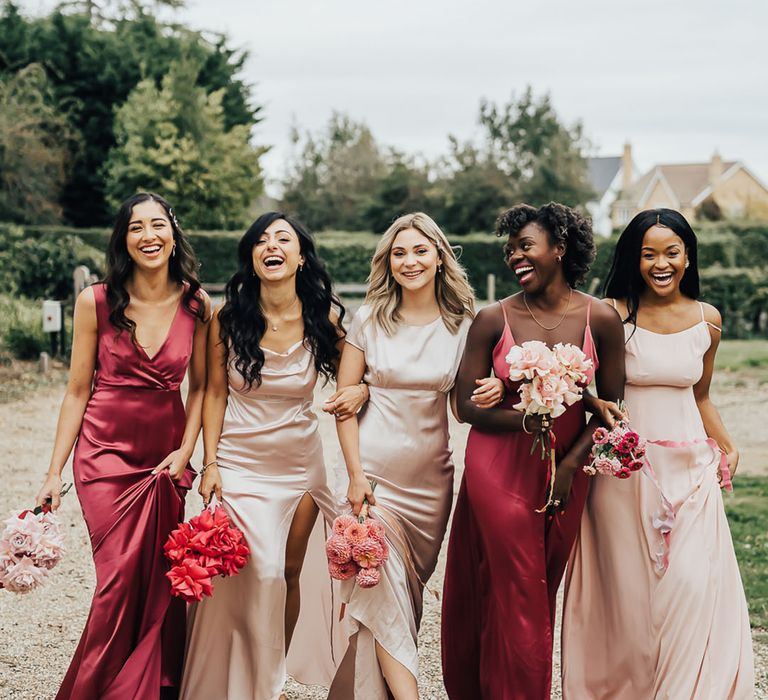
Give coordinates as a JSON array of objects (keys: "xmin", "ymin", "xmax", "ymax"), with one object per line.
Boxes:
[
  {"xmin": 35, "ymin": 193, "xmax": 210, "ymax": 700},
  {"xmin": 441, "ymin": 203, "xmax": 625, "ymax": 699}
]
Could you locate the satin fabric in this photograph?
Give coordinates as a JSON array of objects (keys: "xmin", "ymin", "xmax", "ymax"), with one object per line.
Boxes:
[
  {"xmin": 562, "ymin": 314, "xmax": 755, "ymax": 699},
  {"xmin": 441, "ymin": 301, "xmax": 598, "ymax": 700},
  {"xmin": 57, "ymin": 283, "xmax": 196, "ymax": 700},
  {"xmin": 180, "ymin": 340, "xmax": 345, "ymax": 700},
  {"xmin": 327, "ymin": 305, "xmax": 470, "ymax": 699}
]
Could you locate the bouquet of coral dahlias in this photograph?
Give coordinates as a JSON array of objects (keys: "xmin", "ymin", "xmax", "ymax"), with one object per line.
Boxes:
[
  {"xmin": 0, "ymin": 496, "xmax": 68, "ymax": 594},
  {"xmin": 506, "ymin": 341, "xmax": 592, "ymax": 510},
  {"xmin": 584, "ymin": 408, "xmax": 646, "ymax": 479},
  {"xmin": 326, "ymin": 484, "xmax": 389, "ymax": 589},
  {"xmin": 164, "ymin": 504, "xmax": 250, "ymax": 603}
]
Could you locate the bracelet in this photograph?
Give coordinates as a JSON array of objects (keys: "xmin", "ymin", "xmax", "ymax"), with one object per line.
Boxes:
[
  {"xmin": 522, "ymin": 414, "xmax": 532, "ymax": 434},
  {"xmin": 200, "ymin": 460, "xmax": 218, "ymax": 475}
]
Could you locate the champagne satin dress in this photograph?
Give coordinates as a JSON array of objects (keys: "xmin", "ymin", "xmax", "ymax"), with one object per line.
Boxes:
[
  {"xmin": 180, "ymin": 340, "xmax": 344, "ymax": 700},
  {"xmin": 562, "ymin": 303, "xmax": 754, "ymax": 699},
  {"xmin": 328, "ymin": 305, "xmax": 471, "ymax": 699},
  {"xmin": 57, "ymin": 283, "xmax": 197, "ymax": 700}
]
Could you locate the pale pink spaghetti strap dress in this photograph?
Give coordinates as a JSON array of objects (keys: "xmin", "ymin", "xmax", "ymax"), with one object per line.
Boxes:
[
  {"xmin": 562, "ymin": 302, "xmax": 754, "ymax": 699},
  {"xmin": 328, "ymin": 304, "xmax": 471, "ymax": 699},
  {"xmin": 180, "ymin": 341, "xmax": 344, "ymax": 700}
]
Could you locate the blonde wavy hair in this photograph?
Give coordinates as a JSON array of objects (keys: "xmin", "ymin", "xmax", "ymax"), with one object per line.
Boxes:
[{"xmin": 364, "ymin": 212, "xmax": 475, "ymax": 335}]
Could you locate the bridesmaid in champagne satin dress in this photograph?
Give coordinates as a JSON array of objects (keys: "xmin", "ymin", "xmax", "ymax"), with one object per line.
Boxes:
[
  {"xmin": 181, "ymin": 213, "xmax": 360, "ymax": 700},
  {"xmin": 562, "ymin": 209, "xmax": 754, "ymax": 699},
  {"xmin": 35, "ymin": 193, "xmax": 209, "ymax": 700},
  {"xmin": 441, "ymin": 204, "xmax": 625, "ymax": 700}
]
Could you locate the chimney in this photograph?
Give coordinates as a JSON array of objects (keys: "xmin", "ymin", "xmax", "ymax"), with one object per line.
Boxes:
[
  {"xmin": 622, "ymin": 142, "xmax": 633, "ymax": 192},
  {"xmin": 709, "ymin": 150, "xmax": 723, "ymax": 187}
]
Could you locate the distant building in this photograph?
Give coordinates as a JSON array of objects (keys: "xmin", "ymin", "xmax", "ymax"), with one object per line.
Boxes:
[{"xmin": 586, "ymin": 143, "xmax": 637, "ymax": 236}]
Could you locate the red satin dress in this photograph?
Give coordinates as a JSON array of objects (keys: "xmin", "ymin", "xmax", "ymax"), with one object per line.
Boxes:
[
  {"xmin": 441, "ymin": 301, "xmax": 598, "ymax": 700},
  {"xmin": 56, "ymin": 283, "xmax": 196, "ymax": 700}
]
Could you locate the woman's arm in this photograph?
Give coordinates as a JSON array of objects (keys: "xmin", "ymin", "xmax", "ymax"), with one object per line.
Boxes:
[
  {"xmin": 693, "ymin": 305, "xmax": 738, "ymax": 477},
  {"xmin": 335, "ymin": 343, "xmax": 375, "ymax": 516},
  {"xmin": 35, "ymin": 287, "xmax": 98, "ymax": 509},
  {"xmin": 198, "ymin": 305, "xmax": 228, "ymax": 505},
  {"xmin": 152, "ymin": 292, "xmax": 211, "ymax": 481}
]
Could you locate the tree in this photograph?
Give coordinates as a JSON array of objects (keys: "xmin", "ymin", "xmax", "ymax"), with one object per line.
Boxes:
[
  {"xmin": 0, "ymin": 64, "xmax": 77, "ymax": 223},
  {"xmin": 104, "ymin": 58, "xmax": 264, "ymax": 229}
]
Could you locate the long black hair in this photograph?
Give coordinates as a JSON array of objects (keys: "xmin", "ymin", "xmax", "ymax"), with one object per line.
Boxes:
[
  {"xmin": 603, "ymin": 208, "xmax": 700, "ymax": 326},
  {"xmin": 104, "ymin": 192, "xmax": 204, "ymax": 339},
  {"xmin": 496, "ymin": 202, "xmax": 595, "ymax": 288},
  {"xmin": 218, "ymin": 212, "xmax": 345, "ymax": 388}
]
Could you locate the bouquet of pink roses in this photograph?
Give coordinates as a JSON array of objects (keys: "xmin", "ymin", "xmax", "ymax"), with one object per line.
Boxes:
[
  {"xmin": 164, "ymin": 504, "xmax": 250, "ymax": 603},
  {"xmin": 584, "ymin": 407, "xmax": 646, "ymax": 479},
  {"xmin": 506, "ymin": 341, "xmax": 592, "ymax": 511},
  {"xmin": 0, "ymin": 486, "xmax": 71, "ymax": 594},
  {"xmin": 325, "ymin": 482, "xmax": 389, "ymax": 589}
]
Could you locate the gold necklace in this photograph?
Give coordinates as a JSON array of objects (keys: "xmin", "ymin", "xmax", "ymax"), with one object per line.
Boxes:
[
  {"xmin": 523, "ymin": 288, "xmax": 573, "ymax": 331},
  {"xmin": 263, "ymin": 298, "xmax": 300, "ymax": 332}
]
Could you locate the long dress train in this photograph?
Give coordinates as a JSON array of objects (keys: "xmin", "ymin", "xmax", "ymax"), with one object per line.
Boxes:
[
  {"xmin": 180, "ymin": 340, "xmax": 345, "ymax": 700},
  {"xmin": 441, "ymin": 300, "xmax": 598, "ymax": 700},
  {"xmin": 562, "ymin": 303, "xmax": 754, "ymax": 699},
  {"xmin": 328, "ymin": 305, "xmax": 470, "ymax": 699},
  {"xmin": 56, "ymin": 282, "xmax": 196, "ymax": 700}
]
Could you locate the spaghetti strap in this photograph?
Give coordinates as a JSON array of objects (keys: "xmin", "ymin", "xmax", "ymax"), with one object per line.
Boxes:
[
  {"xmin": 698, "ymin": 301, "xmax": 706, "ymax": 322},
  {"xmin": 698, "ymin": 301, "xmax": 722, "ymax": 332},
  {"xmin": 499, "ymin": 300, "xmax": 509, "ymax": 326},
  {"xmin": 586, "ymin": 297, "xmax": 593, "ymax": 325}
]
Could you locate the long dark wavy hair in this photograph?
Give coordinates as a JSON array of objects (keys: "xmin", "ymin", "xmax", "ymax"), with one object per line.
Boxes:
[
  {"xmin": 104, "ymin": 192, "xmax": 204, "ymax": 339},
  {"xmin": 603, "ymin": 208, "xmax": 700, "ymax": 327},
  {"xmin": 218, "ymin": 212, "xmax": 345, "ymax": 388}
]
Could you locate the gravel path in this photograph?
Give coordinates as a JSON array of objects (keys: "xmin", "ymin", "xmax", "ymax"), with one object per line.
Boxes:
[{"xmin": 0, "ymin": 375, "xmax": 765, "ymax": 699}]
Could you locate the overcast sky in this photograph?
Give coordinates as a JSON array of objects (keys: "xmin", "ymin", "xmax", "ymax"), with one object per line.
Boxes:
[{"xmin": 20, "ymin": 0, "xmax": 768, "ymax": 193}]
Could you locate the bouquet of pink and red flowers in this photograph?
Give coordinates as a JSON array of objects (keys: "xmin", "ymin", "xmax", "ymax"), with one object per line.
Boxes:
[
  {"xmin": 506, "ymin": 340, "xmax": 592, "ymax": 510},
  {"xmin": 164, "ymin": 504, "xmax": 250, "ymax": 602},
  {"xmin": 0, "ymin": 486, "xmax": 71, "ymax": 593},
  {"xmin": 584, "ymin": 406, "xmax": 646, "ymax": 479},
  {"xmin": 325, "ymin": 483, "xmax": 389, "ymax": 589}
]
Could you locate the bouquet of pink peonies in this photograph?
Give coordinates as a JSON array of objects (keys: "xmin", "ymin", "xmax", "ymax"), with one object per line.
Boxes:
[
  {"xmin": 326, "ymin": 482, "xmax": 389, "ymax": 589},
  {"xmin": 0, "ymin": 486, "xmax": 71, "ymax": 594},
  {"xmin": 505, "ymin": 341, "xmax": 592, "ymax": 511},
  {"xmin": 584, "ymin": 408, "xmax": 646, "ymax": 479},
  {"xmin": 164, "ymin": 504, "xmax": 250, "ymax": 603}
]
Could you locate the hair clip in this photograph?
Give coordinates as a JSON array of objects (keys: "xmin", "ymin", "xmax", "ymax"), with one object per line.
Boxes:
[
  {"xmin": 656, "ymin": 213, "xmax": 660, "ymax": 225},
  {"xmin": 168, "ymin": 207, "xmax": 180, "ymax": 229}
]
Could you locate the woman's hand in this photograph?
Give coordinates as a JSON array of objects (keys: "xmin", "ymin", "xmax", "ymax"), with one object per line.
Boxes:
[
  {"xmin": 471, "ymin": 377, "xmax": 504, "ymax": 409},
  {"xmin": 323, "ymin": 384, "xmax": 369, "ymax": 422},
  {"xmin": 549, "ymin": 459, "xmax": 578, "ymax": 512},
  {"xmin": 723, "ymin": 448, "xmax": 739, "ymax": 481},
  {"xmin": 587, "ymin": 397, "xmax": 626, "ymax": 429},
  {"xmin": 347, "ymin": 473, "xmax": 376, "ymax": 517},
  {"xmin": 35, "ymin": 473, "xmax": 63, "ymax": 510},
  {"xmin": 152, "ymin": 449, "xmax": 190, "ymax": 482},
  {"xmin": 198, "ymin": 463, "xmax": 223, "ymax": 506}
]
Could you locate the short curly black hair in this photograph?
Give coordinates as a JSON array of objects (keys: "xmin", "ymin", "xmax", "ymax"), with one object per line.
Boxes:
[{"xmin": 496, "ymin": 202, "xmax": 595, "ymax": 288}]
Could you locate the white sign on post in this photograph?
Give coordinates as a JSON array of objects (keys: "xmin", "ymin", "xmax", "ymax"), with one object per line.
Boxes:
[{"xmin": 42, "ymin": 300, "xmax": 62, "ymax": 333}]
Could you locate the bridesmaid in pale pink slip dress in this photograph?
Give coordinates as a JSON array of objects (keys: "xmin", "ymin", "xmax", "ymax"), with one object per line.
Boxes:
[
  {"xmin": 562, "ymin": 208, "xmax": 754, "ymax": 699},
  {"xmin": 180, "ymin": 213, "xmax": 367, "ymax": 700}
]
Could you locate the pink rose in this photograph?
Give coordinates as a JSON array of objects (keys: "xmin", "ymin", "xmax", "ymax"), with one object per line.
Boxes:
[
  {"xmin": 343, "ymin": 521, "xmax": 370, "ymax": 546},
  {"xmin": 333, "ymin": 514, "xmax": 357, "ymax": 536},
  {"xmin": 506, "ymin": 341, "xmax": 555, "ymax": 382},
  {"xmin": 164, "ymin": 524, "xmax": 192, "ymax": 564},
  {"xmin": 325, "ymin": 534, "xmax": 352, "ymax": 564},
  {"xmin": 607, "ymin": 429, "xmax": 625, "ymax": 447},
  {"xmin": 553, "ymin": 342, "xmax": 593, "ymax": 382},
  {"xmin": 513, "ymin": 382, "xmax": 533, "ymax": 413},
  {"xmin": 356, "ymin": 567, "xmax": 381, "ymax": 588},
  {"xmin": 32, "ymin": 532, "xmax": 66, "ymax": 570},
  {"xmin": 328, "ymin": 560, "xmax": 358, "ymax": 581},
  {"xmin": 166, "ymin": 558, "xmax": 214, "ymax": 602},
  {"xmin": 366, "ymin": 519, "xmax": 386, "ymax": 543},
  {"xmin": 528, "ymin": 374, "xmax": 569, "ymax": 418},
  {"xmin": 219, "ymin": 541, "xmax": 250, "ymax": 577},
  {"xmin": 352, "ymin": 538, "xmax": 386, "ymax": 568},
  {"xmin": 2, "ymin": 513, "xmax": 43, "ymax": 556},
  {"xmin": 592, "ymin": 427, "xmax": 609, "ymax": 445},
  {"xmin": 594, "ymin": 456, "xmax": 618, "ymax": 476},
  {"xmin": 0, "ymin": 555, "xmax": 48, "ymax": 593}
]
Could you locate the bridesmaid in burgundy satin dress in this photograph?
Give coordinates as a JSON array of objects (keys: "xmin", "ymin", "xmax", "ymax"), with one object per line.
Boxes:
[
  {"xmin": 441, "ymin": 203, "xmax": 625, "ymax": 699},
  {"xmin": 35, "ymin": 193, "xmax": 210, "ymax": 700}
]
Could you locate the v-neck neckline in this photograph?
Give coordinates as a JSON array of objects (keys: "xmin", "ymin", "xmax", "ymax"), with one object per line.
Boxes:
[{"xmin": 134, "ymin": 296, "xmax": 184, "ymax": 362}]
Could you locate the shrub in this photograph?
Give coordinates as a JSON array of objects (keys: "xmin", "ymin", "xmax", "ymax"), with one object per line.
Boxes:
[{"xmin": 0, "ymin": 295, "xmax": 47, "ymax": 359}]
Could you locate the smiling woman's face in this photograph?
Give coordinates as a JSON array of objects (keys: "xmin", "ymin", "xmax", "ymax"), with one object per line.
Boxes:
[
  {"xmin": 638, "ymin": 224, "xmax": 688, "ymax": 298},
  {"xmin": 251, "ymin": 219, "xmax": 304, "ymax": 282},
  {"xmin": 389, "ymin": 227, "xmax": 440, "ymax": 291}
]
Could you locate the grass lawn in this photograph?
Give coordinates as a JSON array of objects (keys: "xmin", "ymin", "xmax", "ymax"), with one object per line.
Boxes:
[
  {"xmin": 716, "ymin": 339, "xmax": 768, "ymax": 372},
  {"xmin": 724, "ymin": 475, "xmax": 768, "ymax": 632}
]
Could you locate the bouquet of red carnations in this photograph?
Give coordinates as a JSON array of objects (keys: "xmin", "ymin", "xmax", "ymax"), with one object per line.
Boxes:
[
  {"xmin": 584, "ymin": 408, "xmax": 646, "ymax": 478},
  {"xmin": 0, "ymin": 489, "xmax": 69, "ymax": 594},
  {"xmin": 164, "ymin": 504, "xmax": 250, "ymax": 602}
]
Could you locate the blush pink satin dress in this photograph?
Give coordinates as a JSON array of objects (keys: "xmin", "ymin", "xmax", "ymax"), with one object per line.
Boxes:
[
  {"xmin": 328, "ymin": 305, "xmax": 471, "ymax": 699},
  {"xmin": 57, "ymin": 283, "xmax": 197, "ymax": 700},
  {"xmin": 562, "ymin": 303, "xmax": 754, "ymax": 699},
  {"xmin": 441, "ymin": 300, "xmax": 598, "ymax": 700},
  {"xmin": 180, "ymin": 340, "xmax": 344, "ymax": 700}
]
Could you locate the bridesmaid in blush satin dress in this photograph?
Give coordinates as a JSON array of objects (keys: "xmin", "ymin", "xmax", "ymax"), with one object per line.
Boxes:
[
  {"xmin": 181, "ymin": 213, "xmax": 363, "ymax": 700},
  {"xmin": 562, "ymin": 209, "xmax": 754, "ymax": 699},
  {"xmin": 35, "ymin": 193, "xmax": 210, "ymax": 700},
  {"xmin": 441, "ymin": 203, "xmax": 625, "ymax": 700},
  {"xmin": 328, "ymin": 213, "xmax": 504, "ymax": 700}
]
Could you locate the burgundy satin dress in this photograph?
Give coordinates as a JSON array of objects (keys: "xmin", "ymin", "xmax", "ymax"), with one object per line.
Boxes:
[
  {"xmin": 56, "ymin": 283, "xmax": 196, "ymax": 700},
  {"xmin": 441, "ymin": 301, "xmax": 598, "ymax": 700}
]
